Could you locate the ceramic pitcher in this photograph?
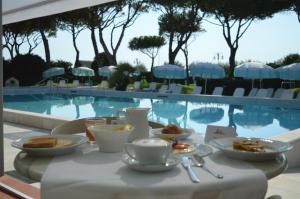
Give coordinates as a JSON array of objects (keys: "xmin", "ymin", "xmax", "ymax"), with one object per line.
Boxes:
[{"xmin": 116, "ymin": 108, "xmax": 150, "ymax": 142}]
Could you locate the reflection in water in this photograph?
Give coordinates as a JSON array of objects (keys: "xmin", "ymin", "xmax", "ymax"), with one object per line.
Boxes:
[
  {"xmin": 72, "ymin": 96, "xmax": 95, "ymax": 118},
  {"xmin": 4, "ymin": 94, "xmax": 300, "ymax": 138},
  {"xmin": 151, "ymin": 100, "xmax": 187, "ymax": 127},
  {"xmin": 275, "ymin": 109, "xmax": 300, "ymax": 130},
  {"xmin": 189, "ymin": 107, "xmax": 224, "ymax": 124},
  {"xmin": 233, "ymin": 106, "xmax": 274, "ymax": 130}
]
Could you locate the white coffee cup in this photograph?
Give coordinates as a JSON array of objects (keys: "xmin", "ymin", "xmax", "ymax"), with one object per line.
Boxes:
[
  {"xmin": 124, "ymin": 138, "xmax": 172, "ymax": 165},
  {"xmin": 88, "ymin": 124, "xmax": 134, "ymax": 153}
]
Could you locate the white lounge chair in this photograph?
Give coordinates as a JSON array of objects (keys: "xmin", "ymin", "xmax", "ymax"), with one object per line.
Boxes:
[
  {"xmin": 192, "ymin": 86, "xmax": 202, "ymax": 94},
  {"xmin": 255, "ymin": 89, "xmax": 268, "ymax": 98},
  {"xmin": 46, "ymin": 80, "xmax": 53, "ymax": 87},
  {"xmin": 166, "ymin": 84, "xmax": 181, "ymax": 94},
  {"xmin": 98, "ymin": 80, "xmax": 109, "ymax": 89},
  {"xmin": 248, "ymin": 88, "xmax": 258, "ymax": 97},
  {"xmin": 212, "ymin": 87, "xmax": 223, "ymax": 95},
  {"xmin": 233, "ymin": 88, "xmax": 245, "ymax": 97},
  {"xmin": 280, "ymin": 90, "xmax": 294, "ymax": 100},
  {"xmin": 159, "ymin": 85, "xmax": 168, "ymax": 93},
  {"xmin": 266, "ymin": 88, "xmax": 274, "ymax": 98},
  {"xmin": 143, "ymin": 82, "xmax": 157, "ymax": 92},
  {"xmin": 58, "ymin": 80, "xmax": 66, "ymax": 87},
  {"xmin": 72, "ymin": 80, "xmax": 80, "ymax": 87},
  {"xmin": 273, "ymin": 88, "xmax": 284, "ymax": 98},
  {"xmin": 296, "ymin": 92, "xmax": 300, "ymax": 100},
  {"xmin": 134, "ymin": 81, "xmax": 141, "ymax": 91}
]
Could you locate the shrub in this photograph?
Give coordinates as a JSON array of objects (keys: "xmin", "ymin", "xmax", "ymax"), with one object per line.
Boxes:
[
  {"xmin": 49, "ymin": 60, "xmax": 72, "ymax": 71},
  {"xmin": 109, "ymin": 63, "xmax": 135, "ymax": 90},
  {"xmin": 9, "ymin": 54, "xmax": 47, "ymax": 86},
  {"xmin": 91, "ymin": 52, "xmax": 110, "ymax": 75}
]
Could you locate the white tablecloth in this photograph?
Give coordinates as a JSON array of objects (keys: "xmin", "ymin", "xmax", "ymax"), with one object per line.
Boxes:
[{"xmin": 41, "ymin": 135, "xmax": 268, "ymax": 199}]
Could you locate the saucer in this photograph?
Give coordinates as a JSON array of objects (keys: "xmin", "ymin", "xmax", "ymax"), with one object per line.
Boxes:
[{"xmin": 122, "ymin": 154, "xmax": 181, "ymax": 172}]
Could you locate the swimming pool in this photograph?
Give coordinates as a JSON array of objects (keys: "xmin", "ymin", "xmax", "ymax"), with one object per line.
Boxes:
[{"xmin": 4, "ymin": 94, "xmax": 300, "ymax": 138}]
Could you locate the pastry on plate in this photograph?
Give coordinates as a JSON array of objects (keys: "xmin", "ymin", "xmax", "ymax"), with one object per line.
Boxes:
[
  {"xmin": 23, "ymin": 137, "xmax": 58, "ymax": 148},
  {"xmin": 233, "ymin": 139, "xmax": 265, "ymax": 152},
  {"xmin": 162, "ymin": 125, "xmax": 182, "ymax": 134}
]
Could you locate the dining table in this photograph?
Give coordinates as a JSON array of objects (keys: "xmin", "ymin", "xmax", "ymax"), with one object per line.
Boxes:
[{"xmin": 13, "ymin": 118, "xmax": 288, "ymax": 199}]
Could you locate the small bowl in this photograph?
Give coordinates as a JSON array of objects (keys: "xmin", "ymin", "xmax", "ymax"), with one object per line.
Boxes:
[{"xmin": 88, "ymin": 124, "xmax": 134, "ymax": 153}]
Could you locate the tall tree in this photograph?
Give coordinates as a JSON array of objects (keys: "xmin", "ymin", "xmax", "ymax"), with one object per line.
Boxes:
[
  {"xmin": 129, "ymin": 35, "xmax": 165, "ymax": 71},
  {"xmin": 197, "ymin": 0, "xmax": 292, "ymax": 76},
  {"xmin": 293, "ymin": 0, "xmax": 300, "ymax": 22},
  {"xmin": 81, "ymin": 7, "xmax": 101, "ymax": 66},
  {"xmin": 58, "ymin": 10, "xmax": 86, "ymax": 66},
  {"xmin": 152, "ymin": 0, "xmax": 205, "ymax": 65},
  {"xmin": 95, "ymin": 0, "xmax": 147, "ymax": 65},
  {"xmin": 27, "ymin": 16, "xmax": 58, "ymax": 66}
]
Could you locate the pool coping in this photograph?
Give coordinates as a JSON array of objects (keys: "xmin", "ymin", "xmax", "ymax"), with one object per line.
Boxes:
[{"xmin": 4, "ymin": 87, "xmax": 300, "ymax": 109}]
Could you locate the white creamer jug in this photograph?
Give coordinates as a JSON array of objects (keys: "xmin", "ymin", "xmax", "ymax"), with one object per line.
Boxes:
[{"xmin": 116, "ymin": 108, "xmax": 150, "ymax": 142}]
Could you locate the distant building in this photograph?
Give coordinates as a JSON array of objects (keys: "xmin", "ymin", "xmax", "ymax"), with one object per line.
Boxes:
[{"xmin": 78, "ymin": 60, "xmax": 93, "ymax": 68}]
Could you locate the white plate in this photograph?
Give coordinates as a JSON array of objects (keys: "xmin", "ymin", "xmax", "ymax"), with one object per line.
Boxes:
[
  {"xmin": 152, "ymin": 128, "xmax": 194, "ymax": 140},
  {"xmin": 173, "ymin": 143, "xmax": 213, "ymax": 157},
  {"xmin": 11, "ymin": 135, "xmax": 88, "ymax": 156},
  {"xmin": 122, "ymin": 154, "xmax": 181, "ymax": 172},
  {"xmin": 209, "ymin": 137, "xmax": 293, "ymax": 161}
]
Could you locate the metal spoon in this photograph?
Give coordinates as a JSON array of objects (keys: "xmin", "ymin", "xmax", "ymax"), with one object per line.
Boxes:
[{"xmin": 189, "ymin": 156, "xmax": 223, "ymax": 179}]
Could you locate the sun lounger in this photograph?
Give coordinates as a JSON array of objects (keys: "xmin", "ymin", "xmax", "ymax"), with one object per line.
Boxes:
[
  {"xmin": 296, "ymin": 92, "xmax": 300, "ymax": 100},
  {"xmin": 134, "ymin": 81, "xmax": 141, "ymax": 91},
  {"xmin": 58, "ymin": 80, "xmax": 66, "ymax": 87},
  {"xmin": 192, "ymin": 86, "xmax": 202, "ymax": 94},
  {"xmin": 255, "ymin": 88, "xmax": 269, "ymax": 98},
  {"xmin": 143, "ymin": 82, "xmax": 157, "ymax": 92},
  {"xmin": 280, "ymin": 90, "xmax": 294, "ymax": 100},
  {"xmin": 166, "ymin": 84, "xmax": 181, "ymax": 94},
  {"xmin": 158, "ymin": 85, "xmax": 168, "ymax": 93},
  {"xmin": 72, "ymin": 80, "xmax": 80, "ymax": 87},
  {"xmin": 46, "ymin": 80, "xmax": 53, "ymax": 87},
  {"xmin": 212, "ymin": 87, "xmax": 223, "ymax": 95},
  {"xmin": 98, "ymin": 80, "xmax": 109, "ymax": 89},
  {"xmin": 273, "ymin": 88, "xmax": 284, "ymax": 98},
  {"xmin": 247, "ymin": 88, "xmax": 258, "ymax": 97},
  {"xmin": 266, "ymin": 88, "xmax": 274, "ymax": 98},
  {"xmin": 233, "ymin": 88, "xmax": 245, "ymax": 97}
]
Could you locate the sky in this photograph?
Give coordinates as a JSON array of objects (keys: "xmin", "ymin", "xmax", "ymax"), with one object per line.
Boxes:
[{"xmin": 3, "ymin": 10, "xmax": 300, "ymax": 71}]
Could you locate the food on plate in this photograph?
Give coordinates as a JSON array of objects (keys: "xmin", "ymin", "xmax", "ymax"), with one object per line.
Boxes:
[
  {"xmin": 172, "ymin": 143, "xmax": 189, "ymax": 150},
  {"xmin": 23, "ymin": 137, "xmax": 58, "ymax": 148},
  {"xmin": 162, "ymin": 125, "xmax": 182, "ymax": 134},
  {"xmin": 233, "ymin": 139, "xmax": 265, "ymax": 152}
]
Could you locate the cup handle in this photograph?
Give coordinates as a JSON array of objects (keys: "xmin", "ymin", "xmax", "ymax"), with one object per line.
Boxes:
[{"xmin": 124, "ymin": 143, "xmax": 137, "ymax": 161}]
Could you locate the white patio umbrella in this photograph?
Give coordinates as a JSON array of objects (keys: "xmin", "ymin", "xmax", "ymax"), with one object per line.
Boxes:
[
  {"xmin": 190, "ymin": 62, "xmax": 225, "ymax": 94},
  {"xmin": 42, "ymin": 67, "xmax": 65, "ymax": 79},
  {"xmin": 98, "ymin": 66, "xmax": 116, "ymax": 78},
  {"xmin": 153, "ymin": 64, "xmax": 186, "ymax": 85},
  {"xmin": 234, "ymin": 62, "xmax": 277, "ymax": 88},
  {"xmin": 276, "ymin": 63, "xmax": 300, "ymax": 81},
  {"xmin": 72, "ymin": 67, "xmax": 95, "ymax": 77}
]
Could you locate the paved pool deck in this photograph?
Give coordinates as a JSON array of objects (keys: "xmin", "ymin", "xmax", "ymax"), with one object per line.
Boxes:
[{"xmin": 3, "ymin": 122, "xmax": 300, "ymax": 198}]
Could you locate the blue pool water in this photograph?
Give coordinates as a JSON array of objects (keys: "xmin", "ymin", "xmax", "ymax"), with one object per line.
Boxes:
[{"xmin": 4, "ymin": 94, "xmax": 300, "ymax": 138}]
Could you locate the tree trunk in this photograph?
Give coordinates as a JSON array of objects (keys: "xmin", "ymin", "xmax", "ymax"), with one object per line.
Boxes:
[
  {"xmin": 72, "ymin": 27, "xmax": 80, "ymax": 67},
  {"xmin": 90, "ymin": 27, "xmax": 99, "ymax": 63},
  {"xmin": 229, "ymin": 47, "xmax": 237, "ymax": 78},
  {"xmin": 151, "ymin": 57, "xmax": 155, "ymax": 71},
  {"xmin": 98, "ymin": 29, "xmax": 117, "ymax": 66},
  {"xmin": 40, "ymin": 29, "xmax": 50, "ymax": 66}
]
